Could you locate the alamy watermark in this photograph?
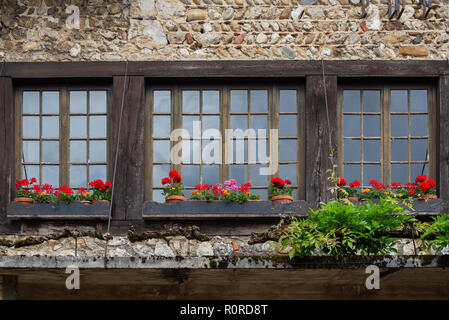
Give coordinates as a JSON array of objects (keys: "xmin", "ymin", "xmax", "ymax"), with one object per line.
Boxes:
[
  {"xmin": 66, "ymin": 5, "xmax": 80, "ymax": 30},
  {"xmin": 65, "ymin": 265, "xmax": 80, "ymax": 290},
  {"xmin": 365, "ymin": 265, "xmax": 380, "ymax": 290}
]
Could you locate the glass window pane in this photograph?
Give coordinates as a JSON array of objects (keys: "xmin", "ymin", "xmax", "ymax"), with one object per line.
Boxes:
[
  {"xmin": 22, "ymin": 165, "xmax": 39, "ymax": 184},
  {"xmin": 363, "ymin": 140, "xmax": 380, "ymax": 162},
  {"xmin": 343, "ymin": 90, "xmax": 360, "ymax": 113},
  {"xmin": 70, "ymin": 91, "xmax": 87, "ymax": 113},
  {"xmin": 230, "ymin": 164, "xmax": 248, "ymax": 182},
  {"xmin": 344, "ymin": 115, "xmax": 360, "ymax": 137},
  {"xmin": 364, "ymin": 164, "xmax": 380, "ymax": 185},
  {"xmin": 202, "ymin": 116, "xmax": 220, "ymax": 132},
  {"xmin": 182, "ymin": 164, "xmax": 199, "ymax": 187},
  {"xmin": 203, "ymin": 91, "xmax": 220, "ymax": 113},
  {"xmin": 181, "ymin": 140, "xmax": 201, "ymax": 164},
  {"xmin": 391, "ymin": 90, "xmax": 408, "ymax": 112},
  {"xmin": 231, "ymin": 115, "xmax": 248, "ymax": 132},
  {"xmin": 153, "ymin": 115, "xmax": 171, "ymax": 138},
  {"xmin": 279, "ymin": 139, "xmax": 297, "ymax": 162},
  {"xmin": 154, "ymin": 90, "xmax": 171, "ymax": 113},
  {"xmin": 363, "ymin": 115, "xmax": 380, "ymax": 137},
  {"xmin": 233, "ymin": 139, "xmax": 248, "ymax": 163},
  {"xmin": 250, "ymin": 90, "xmax": 268, "ymax": 113},
  {"xmin": 42, "ymin": 116, "xmax": 59, "ymax": 138},
  {"xmin": 152, "ymin": 190, "xmax": 165, "ymax": 203},
  {"xmin": 153, "ymin": 140, "xmax": 171, "ymax": 162},
  {"xmin": 251, "ymin": 115, "xmax": 268, "ymax": 133},
  {"xmin": 153, "ymin": 164, "xmax": 170, "ymax": 187},
  {"xmin": 70, "ymin": 116, "xmax": 87, "ymax": 138},
  {"xmin": 202, "ymin": 165, "xmax": 219, "ymax": 185},
  {"xmin": 23, "ymin": 141, "xmax": 40, "ymax": 163},
  {"xmin": 391, "ymin": 139, "xmax": 408, "ymax": 162},
  {"xmin": 230, "ymin": 90, "xmax": 248, "ymax": 112},
  {"xmin": 42, "ymin": 141, "xmax": 59, "ymax": 163},
  {"xmin": 89, "ymin": 140, "xmax": 107, "ymax": 162},
  {"xmin": 70, "ymin": 141, "xmax": 86, "ymax": 163},
  {"xmin": 411, "ymin": 163, "xmax": 428, "ymax": 180},
  {"xmin": 344, "ymin": 139, "xmax": 360, "ymax": 162},
  {"xmin": 279, "ymin": 115, "xmax": 297, "ymax": 137},
  {"xmin": 411, "ymin": 139, "xmax": 428, "ymax": 161},
  {"xmin": 23, "ymin": 92, "xmax": 40, "ymax": 114},
  {"xmin": 182, "ymin": 90, "xmax": 200, "ymax": 113},
  {"xmin": 182, "ymin": 116, "xmax": 200, "ymax": 138},
  {"xmin": 70, "ymin": 165, "xmax": 87, "ymax": 187},
  {"xmin": 344, "ymin": 164, "xmax": 360, "ymax": 183},
  {"xmin": 89, "ymin": 165, "xmax": 106, "ymax": 182},
  {"xmin": 42, "ymin": 165, "xmax": 59, "ymax": 187},
  {"xmin": 410, "ymin": 115, "xmax": 428, "ymax": 137},
  {"xmin": 22, "ymin": 116, "xmax": 40, "ymax": 138},
  {"xmin": 250, "ymin": 164, "xmax": 268, "ymax": 186},
  {"xmin": 279, "ymin": 164, "xmax": 297, "ymax": 186},
  {"xmin": 202, "ymin": 139, "xmax": 220, "ymax": 164},
  {"xmin": 391, "ymin": 115, "xmax": 408, "ymax": 137},
  {"xmin": 391, "ymin": 164, "xmax": 408, "ymax": 184},
  {"xmin": 410, "ymin": 90, "xmax": 427, "ymax": 112},
  {"xmin": 90, "ymin": 116, "xmax": 107, "ymax": 138},
  {"xmin": 280, "ymin": 90, "xmax": 297, "ymax": 112},
  {"xmin": 90, "ymin": 91, "xmax": 107, "ymax": 114},
  {"xmin": 363, "ymin": 91, "xmax": 380, "ymax": 112},
  {"xmin": 42, "ymin": 91, "xmax": 59, "ymax": 114}
]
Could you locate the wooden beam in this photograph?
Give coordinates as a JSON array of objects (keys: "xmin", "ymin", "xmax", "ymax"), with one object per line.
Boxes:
[
  {"xmin": 0, "ymin": 77, "xmax": 14, "ymax": 223},
  {"xmin": 111, "ymin": 76, "xmax": 145, "ymax": 220},
  {"xmin": 439, "ymin": 76, "xmax": 449, "ymax": 206},
  {"xmin": 305, "ymin": 75, "xmax": 338, "ymax": 205},
  {"xmin": 1, "ymin": 275, "xmax": 18, "ymax": 300},
  {"xmin": 1, "ymin": 61, "xmax": 448, "ymax": 79}
]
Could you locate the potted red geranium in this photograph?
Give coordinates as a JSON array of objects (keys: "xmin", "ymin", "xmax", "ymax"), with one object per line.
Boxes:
[
  {"xmin": 88, "ymin": 179, "xmax": 112, "ymax": 203},
  {"xmin": 162, "ymin": 170, "xmax": 186, "ymax": 204},
  {"xmin": 415, "ymin": 175, "xmax": 437, "ymax": 201},
  {"xmin": 14, "ymin": 178, "xmax": 37, "ymax": 204},
  {"xmin": 269, "ymin": 177, "xmax": 293, "ymax": 204}
]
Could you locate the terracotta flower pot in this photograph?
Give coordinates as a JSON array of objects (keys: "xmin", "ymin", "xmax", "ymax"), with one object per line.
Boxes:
[
  {"xmin": 91, "ymin": 200, "xmax": 110, "ymax": 204},
  {"xmin": 270, "ymin": 195, "xmax": 293, "ymax": 204},
  {"xmin": 417, "ymin": 194, "xmax": 437, "ymax": 201},
  {"xmin": 14, "ymin": 197, "xmax": 34, "ymax": 204},
  {"xmin": 165, "ymin": 195, "xmax": 187, "ymax": 204},
  {"xmin": 77, "ymin": 200, "xmax": 92, "ymax": 205}
]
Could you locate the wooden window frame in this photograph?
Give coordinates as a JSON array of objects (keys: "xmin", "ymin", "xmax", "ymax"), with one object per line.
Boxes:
[
  {"xmin": 338, "ymin": 79, "xmax": 438, "ymax": 187},
  {"xmin": 144, "ymin": 79, "xmax": 306, "ymax": 201},
  {"xmin": 14, "ymin": 83, "xmax": 113, "ymax": 187}
]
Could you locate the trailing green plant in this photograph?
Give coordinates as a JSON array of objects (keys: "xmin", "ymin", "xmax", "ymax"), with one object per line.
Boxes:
[
  {"xmin": 420, "ymin": 214, "xmax": 449, "ymax": 252},
  {"xmin": 279, "ymin": 198, "xmax": 413, "ymax": 258}
]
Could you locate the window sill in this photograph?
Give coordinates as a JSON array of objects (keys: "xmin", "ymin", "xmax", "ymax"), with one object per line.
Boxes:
[
  {"xmin": 7, "ymin": 201, "xmax": 110, "ymax": 220},
  {"xmin": 142, "ymin": 200, "xmax": 308, "ymax": 220}
]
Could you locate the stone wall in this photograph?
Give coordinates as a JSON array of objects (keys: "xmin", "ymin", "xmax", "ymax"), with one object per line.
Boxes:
[{"xmin": 0, "ymin": 0, "xmax": 448, "ymax": 61}]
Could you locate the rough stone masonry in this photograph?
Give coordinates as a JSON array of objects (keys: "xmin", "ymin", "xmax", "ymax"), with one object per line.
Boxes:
[{"xmin": 0, "ymin": 0, "xmax": 448, "ymax": 61}]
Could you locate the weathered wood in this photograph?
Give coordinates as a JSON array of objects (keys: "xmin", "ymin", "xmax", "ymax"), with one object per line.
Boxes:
[
  {"xmin": 1, "ymin": 275, "xmax": 18, "ymax": 300},
  {"xmin": 143, "ymin": 200, "xmax": 309, "ymax": 220},
  {"xmin": 7, "ymin": 201, "xmax": 110, "ymax": 220},
  {"xmin": 439, "ymin": 76, "xmax": 449, "ymax": 207},
  {"xmin": 0, "ymin": 77, "xmax": 14, "ymax": 223},
  {"xmin": 2, "ymin": 61, "xmax": 448, "ymax": 78},
  {"xmin": 305, "ymin": 75, "xmax": 338, "ymax": 205},
  {"xmin": 111, "ymin": 76, "xmax": 145, "ymax": 220}
]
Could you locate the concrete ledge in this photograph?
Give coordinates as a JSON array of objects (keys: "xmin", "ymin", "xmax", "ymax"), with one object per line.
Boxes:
[{"xmin": 0, "ymin": 255, "xmax": 448, "ymax": 270}]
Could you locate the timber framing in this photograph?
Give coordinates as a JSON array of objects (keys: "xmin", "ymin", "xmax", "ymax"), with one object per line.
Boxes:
[{"xmin": 0, "ymin": 60, "xmax": 449, "ymax": 235}]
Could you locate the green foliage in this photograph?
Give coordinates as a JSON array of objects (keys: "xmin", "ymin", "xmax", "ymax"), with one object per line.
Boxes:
[
  {"xmin": 279, "ymin": 198, "xmax": 413, "ymax": 258},
  {"xmin": 420, "ymin": 214, "xmax": 449, "ymax": 252}
]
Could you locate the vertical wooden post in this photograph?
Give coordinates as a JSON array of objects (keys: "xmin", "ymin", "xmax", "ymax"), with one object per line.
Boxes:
[
  {"xmin": 111, "ymin": 76, "xmax": 145, "ymax": 220},
  {"xmin": 0, "ymin": 77, "xmax": 14, "ymax": 223},
  {"xmin": 1, "ymin": 275, "xmax": 18, "ymax": 300},
  {"xmin": 305, "ymin": 75, "xmax": 338, "ymax": 206},
  {"xmin": 439, "ymin": 76, "xmax": 449, "ymax": 206}
]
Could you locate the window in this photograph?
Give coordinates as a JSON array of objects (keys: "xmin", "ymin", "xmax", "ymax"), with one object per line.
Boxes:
[
  {"xmin": 15, "ymin": 85, "xmax": 111, "ymax": 188},
  {"xmin": 145, "ymin": 81, "xmax": 305, "ymax": 202},
  {"xmin": 338, "ymin": 82, "xmax": 436, "ymax": 186}
]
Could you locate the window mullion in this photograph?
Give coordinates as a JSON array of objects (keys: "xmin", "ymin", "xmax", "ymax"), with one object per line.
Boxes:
[
  {"xmin": 383, "ymin": 86, "xmax": 390, "ymax": 185},
  {"xmin": 173, "ymin": 86, "xmax": 182, "ymax": 176},
  {"xmin": 60, "ymin": 87, "xmax": 69, "ymax": 186},
  {"xmin": 222, "ymin": 86, "xmax": 230, "ymax": 182}
]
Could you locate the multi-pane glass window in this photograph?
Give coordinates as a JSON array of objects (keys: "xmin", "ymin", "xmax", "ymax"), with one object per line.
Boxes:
[
  {"xmin": 146, "ymin": 83, "xmax": 305, "ymax": 202},
  {"xmin": 17, "ymin": 87, "xmax": 110, "ymax": 188},
  {"xmin": 340, "ymin": 84, "xmax": 434, "ymax": 186}
]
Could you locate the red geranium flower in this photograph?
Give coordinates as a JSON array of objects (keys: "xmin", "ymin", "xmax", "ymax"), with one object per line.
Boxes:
[
  {"xmin": 337, "ymin": 178, "xmax": 346, "ymax": 187},
  {"xmin": 427, "ymin": 179, "xmax": 436, "ymax": 189},
  {"xmin": 415, "ymin": 175, "xmax": 427, "ymax": 184},
  {"xmin": 391, "ymin": 182, "xmax": 401, "ymax": 189},
  {"xmin": 271, "ymin": 177, "xmax": 285, "ymax": 188},
  {"xmin": 162, "ymin": 177, "xmax": 171, "ymax": 185},
  {"xmin": 284, "ymin": 179, "xmax": 292, "ymax": 185},
  {"xmin": 418, "ymin": 181, "xmax": 429, "ymax": 193},
  {"xmin": 169, "ymin": 170, "xmax": 181, "ymax": 183},
  {"xmin": 349, "ymin": 180, "xmax": 360, "ymax": 188}
]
